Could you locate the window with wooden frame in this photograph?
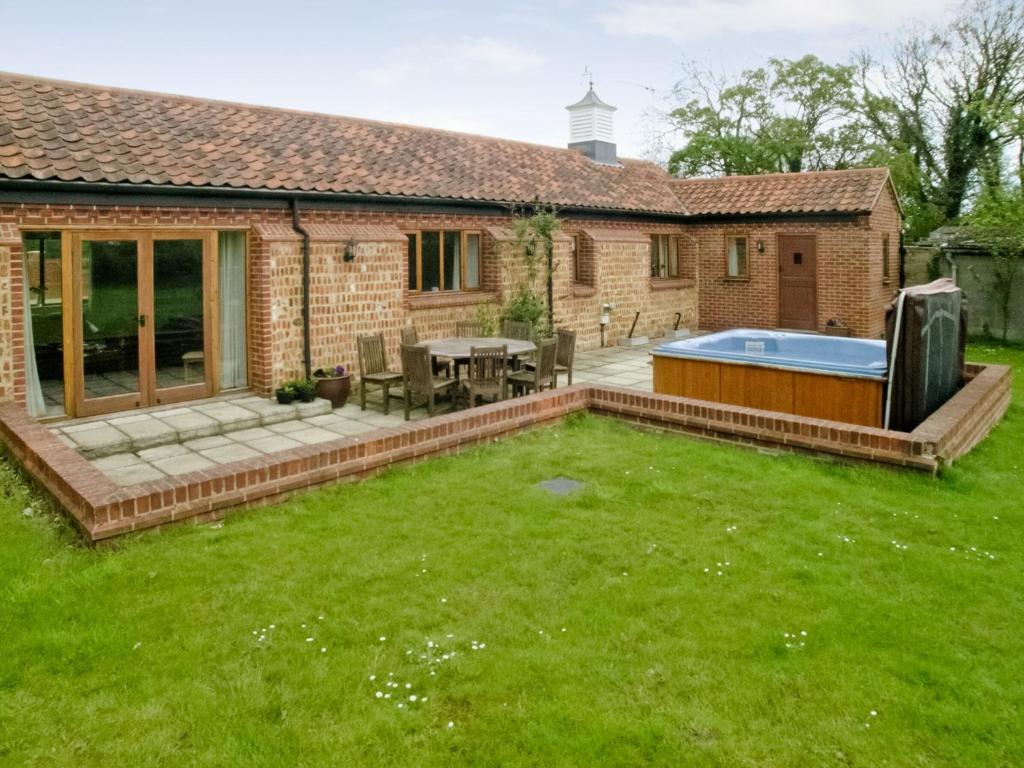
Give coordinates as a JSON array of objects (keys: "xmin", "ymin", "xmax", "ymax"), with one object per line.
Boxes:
[
  {"xmin": 571, "ymin": 234, "xmax": 584, "ymax": 284},
  {"xmin": 726, "ymin": 235, "xmax": 749, "ymax": 278},
  {"xmin": 882, "ymin": 233, "xmax": 891, "ymax": 282},
  {"xmin": 406, "ymin": 230, "xmax": 481, "ymax": 293},
  {"xmin": 650, "ymin": 234, "xmax": 679, "ymax": 279}
]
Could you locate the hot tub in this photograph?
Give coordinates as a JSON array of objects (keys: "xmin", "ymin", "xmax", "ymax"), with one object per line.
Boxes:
[{"xmin": 652, "ymin": 329, "xmax": 887, "ymax": 427}]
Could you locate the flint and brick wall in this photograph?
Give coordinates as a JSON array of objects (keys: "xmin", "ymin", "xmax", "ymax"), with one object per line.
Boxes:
[
  {"xmin": 0, "ymin": 187, "xmax": 899, "ymax": 408},
  {"xmin": 0, "ymin": 202, "xmax": 698, "ymax": 404}
]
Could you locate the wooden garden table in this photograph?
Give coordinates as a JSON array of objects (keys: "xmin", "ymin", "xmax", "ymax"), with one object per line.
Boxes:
[{"xmin": 419, "ymin": 337, "xmax": 537, "ymax": 379}]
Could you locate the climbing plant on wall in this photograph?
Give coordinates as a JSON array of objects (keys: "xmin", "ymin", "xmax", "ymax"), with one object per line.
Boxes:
[{"xmin": 503, "ymin": 204, "xmax": 561, "ymax": 338}]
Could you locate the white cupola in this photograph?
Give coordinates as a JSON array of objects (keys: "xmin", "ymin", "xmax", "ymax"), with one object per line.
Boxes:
[{"xmin": 566, "ymin": 86, "xmax": 617, "ymax": 165}]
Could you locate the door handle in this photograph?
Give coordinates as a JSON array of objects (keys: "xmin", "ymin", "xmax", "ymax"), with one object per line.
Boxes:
[{"xmin": 138, "ymin": 314, "xmax": 146, "ymax": 327}]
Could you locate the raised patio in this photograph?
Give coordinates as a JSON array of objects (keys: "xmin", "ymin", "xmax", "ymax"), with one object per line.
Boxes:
[{"xmin": 51, "ymin": 343, "xmax": 657, "ymax": 487}]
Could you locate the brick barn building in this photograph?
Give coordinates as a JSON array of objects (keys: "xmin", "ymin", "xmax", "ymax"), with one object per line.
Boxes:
[{"xmin": 0, "ymin": 72, "xmax": 901, "ymax": 420}]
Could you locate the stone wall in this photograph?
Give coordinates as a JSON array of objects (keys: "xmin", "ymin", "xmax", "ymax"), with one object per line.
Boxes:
[{"xmin": 905, "ymin": 245, "xmax": 1024, "ymax": 343}]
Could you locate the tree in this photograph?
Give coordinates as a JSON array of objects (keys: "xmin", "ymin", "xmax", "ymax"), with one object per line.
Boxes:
[
  {"xmin": 856, "ymin": 0, "xmax": 1024, "ymax": 233},
  {"xmin": 666, "ymin": 55, "xmax": 871, "ymax": 177},
  {"xmin": 965, "ymin": 186, "xmax": 1024, "ymax": 340}
]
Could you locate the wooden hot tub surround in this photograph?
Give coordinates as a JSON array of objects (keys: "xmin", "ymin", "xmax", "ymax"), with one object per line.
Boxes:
[
  {"xmin": 652, "ymin": 356, "xmax": 884, "ymax": 428},
  {"xmin": 652, "ymin": 330, "xmax": 889, "ymax": 428}
]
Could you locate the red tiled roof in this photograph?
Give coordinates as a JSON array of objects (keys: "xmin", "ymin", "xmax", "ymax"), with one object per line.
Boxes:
[
  {"xmin": 0, "ymin": 72, "xmax": 686, "ymax": 214},
  {"xmin": 669, "ymin": 168, "xmax": 893, "ymax": 216}
]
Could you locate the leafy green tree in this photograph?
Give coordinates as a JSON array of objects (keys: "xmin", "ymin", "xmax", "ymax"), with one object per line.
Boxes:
[
  {"xmin": 856, "ymin": 0, "xmax": 1024, "ymax": 233},
  {"xmin": 666, "ymin": 56, "xmax": 870, "ymax": 177}
]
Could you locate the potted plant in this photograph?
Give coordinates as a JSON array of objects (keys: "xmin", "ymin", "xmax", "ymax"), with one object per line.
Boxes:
[
  {"xmin": 293, "ymin": 378, "xmax": 318, "ymax": 403},
  {"xmin": 275, "ymin": 382, "xmax": 297, "ymax": 405},
  {"xmin": 313, "ymin": 364, "xmax": 352, "ymax": 407}
]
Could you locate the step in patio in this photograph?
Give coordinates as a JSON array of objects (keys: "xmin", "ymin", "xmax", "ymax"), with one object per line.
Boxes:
[{"xmin": 54, "ymin": 397, "xmax": 333, "ymax": 459}]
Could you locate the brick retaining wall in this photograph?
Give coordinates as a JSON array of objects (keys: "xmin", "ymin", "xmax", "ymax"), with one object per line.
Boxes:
[{"xmin": 0, "ymin": 363, "xmax": 1011, "ymax": 542}]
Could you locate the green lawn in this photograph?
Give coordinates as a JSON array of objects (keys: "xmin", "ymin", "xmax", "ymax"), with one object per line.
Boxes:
[{"xmin": 1, "ymin": 346, "xmax": 1022, "ymax": 767}]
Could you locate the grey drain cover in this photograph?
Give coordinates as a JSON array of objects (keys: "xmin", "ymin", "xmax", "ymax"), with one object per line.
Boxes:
[{"xmin": 537, "ymin": 476, "xmax": 585, "ymax": 496}]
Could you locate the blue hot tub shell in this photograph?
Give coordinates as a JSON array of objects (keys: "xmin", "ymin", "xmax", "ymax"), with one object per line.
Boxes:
[{"xmin": 652, "ymin": 329, "xmax": 887, "ymax": 380}]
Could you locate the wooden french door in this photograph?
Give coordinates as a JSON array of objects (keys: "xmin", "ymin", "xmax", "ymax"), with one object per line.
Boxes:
[
  {"xmin": 70, "ymin": 231, "xmax": 218, "ymax": 417},
  {"xmin": 777, "ymin": 234, "xmax": 818, "ymax": 331}
]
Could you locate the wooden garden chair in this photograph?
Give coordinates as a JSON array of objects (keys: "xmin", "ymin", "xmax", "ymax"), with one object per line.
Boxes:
[
  {"xmin": 501, "ymin": 319, "xmax": 533, "ymax": 340},
  {"xmin": 455, "ymin": 321, "xmax": 485, "ymax": 338},
  {"xmin": 357, "ymin": 332, "xmax": 402, "ymax": 414},
  {"xmin": 525, "ymin": 328, "xmax": 576, "ymax": 387},
  {"xmin": 509, "ymin": 337, "xmax": 557, "ymax": 396},
  {"xmin": 400, "ymin": 326, "xmax": 450, "ymax": 378},
  {"xmin": 460, "ymin": 344, "xmax": 508, "ymax": 407},
  {"xmin": 400, "ymin": 343, "xmax": 456, "ymax": 420}
]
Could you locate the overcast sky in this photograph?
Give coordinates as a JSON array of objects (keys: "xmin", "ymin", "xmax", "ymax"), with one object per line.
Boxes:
[{"xmin": 2, "ymin": 0, "xmax": 951, "ymax": 159}]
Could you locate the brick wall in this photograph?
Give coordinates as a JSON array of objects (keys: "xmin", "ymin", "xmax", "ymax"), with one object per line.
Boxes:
[
  {"xmin": 0, "ymin": 196, "xmax": 892, "ymax": 407},
  {"xmin": 695, "ymin": 186, "xmax": 901, "ymax": 338},
  {"xmin": 0, "ymin": 202, "xmax": 701, "ymax": 401},
  {"xmin": 0, "ymin": 360, "xmax": 1008, "ymax": 541}
]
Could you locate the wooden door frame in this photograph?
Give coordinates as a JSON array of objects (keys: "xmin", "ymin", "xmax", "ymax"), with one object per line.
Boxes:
[
  {"xmin": 776, "ymin": 233, "xmax": 818, "ymax": 331},
  {"xmin": 149, "ymin": 230, "xmax": 217, "ymax": 407},
  {"xmin": 68, "ymin": 230, "xmax": 218, "ymax": 417},
  {"xmin": 70, "ymin": 231, "xmax": 147, "ymax": 417}
]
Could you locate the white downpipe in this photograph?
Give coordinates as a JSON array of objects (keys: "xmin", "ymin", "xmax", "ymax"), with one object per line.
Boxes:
[{"xmin": 883, "ymin": 290, "xmax": 907, "ymax": 430}]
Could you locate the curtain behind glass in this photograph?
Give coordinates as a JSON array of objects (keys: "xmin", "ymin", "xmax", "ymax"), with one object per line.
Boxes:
[
  {"xmin": 22, "ymin": 261, "xmax": 46, "ymax": 416},
  {"xmin": 218, "ymin": 232, "xmax": 248, "ymax": 389}
]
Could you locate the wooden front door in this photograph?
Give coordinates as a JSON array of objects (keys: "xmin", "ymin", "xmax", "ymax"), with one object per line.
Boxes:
[
  {"xmin": 70, "ymin": 231, "xmax": 218, "ymax": 417},
  {"xmin": 777, "ymin": 234, "xmax": 817, "ymax": 331}
]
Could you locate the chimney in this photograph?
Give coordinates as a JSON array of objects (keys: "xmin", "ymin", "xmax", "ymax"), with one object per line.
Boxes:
[{"xmin": 566, "ymin": 86, "xmax": 617, "ymax": 165}]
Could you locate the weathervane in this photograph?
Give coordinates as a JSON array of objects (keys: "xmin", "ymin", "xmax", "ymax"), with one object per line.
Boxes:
[{"xmin": 583, "ymin": 66, "xmax": 594, "ymax": 90}]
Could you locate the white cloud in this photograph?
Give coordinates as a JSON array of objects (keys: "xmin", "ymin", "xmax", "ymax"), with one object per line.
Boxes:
[
  {"xmin": 596, "ymin": 0, "xmax": 944, "ymax": 42},
  {"xmin": 453, "ymin": 38, "xmax": 545, "ymax": 73}
]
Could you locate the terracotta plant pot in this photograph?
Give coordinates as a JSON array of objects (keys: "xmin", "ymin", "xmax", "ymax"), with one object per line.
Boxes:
[{"xmin": 315, "ymin": 375, "xmax": 352, "ymax": 407}]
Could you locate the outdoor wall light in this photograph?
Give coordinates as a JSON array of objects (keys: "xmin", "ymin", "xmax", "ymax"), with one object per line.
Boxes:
[
  {"xmin": 343, "ymin": 238, "xmax": 358, "ymax": 262},
  {"xmin": 757, "ymin": 240, "xmax": 765, "ymax": 253}
]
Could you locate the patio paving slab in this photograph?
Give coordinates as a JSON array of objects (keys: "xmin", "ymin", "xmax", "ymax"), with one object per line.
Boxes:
[
  {"xmin": 151, "ymin": 452, "xmax": 216, "ymax": 476},
  {"xmin": 228, "ymin": 426, "xmax": 275, "ymax": 443},
  {"xmin": 294, "ymin": 399, "xmax": 332, "ymax": 418},
  {"xmin": 107, "ymin": 415, "xmax": 180, "ymax": 450},
  {"xmin": 231, "ymin": 396, "xmax": 300, "ymax": 425},
  {"xmin": 154, "ymin": 410, "xmax": 220, "ymax": 440},
  {"xmin": 266, "ymin": 421, "xmax": 308, "ymax": 435},
  {"xmin": 247, "ymin": 435, "xmax": 304, "ymax": 454},
  {"xmin": 323, "ymin": 419, "xmax": 378, "ymax": 436},
  {"xmin": 63, "ymin": 425, "xmax": 131, "ymax": 458},
  {"xmin": 137, "ymin": 443, "xmax": 193, "ymax": 462},
  {"xmin": 198, "ymin": 444, "xmax": 264, "ymax": 465},
  {"xmin": 91, "ymin": 453, "xmax": 144, "ymax": 471},
  {"xmin": 191, "ymin": 403, "xmax": 261, "ymax": 431},
  {"xmin": 289, "ymin": 426, "xmax": 342, "ymax": 445},
  {"xmin": 182, "ymin": 435, "xmax": 234, "ymax": 451},
  {"xmin": 106, "ymin": 463, "xmax": 167, "ymax": 487}
]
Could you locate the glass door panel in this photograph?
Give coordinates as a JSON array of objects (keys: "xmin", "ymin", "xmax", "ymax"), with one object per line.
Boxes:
[
  {"xmin": 153, "ymin": 238, "xmax": 207, "ymax": 399},
  {"xmin": 78, "ymin": 239, "xmax": 142, "ymax": 412}
]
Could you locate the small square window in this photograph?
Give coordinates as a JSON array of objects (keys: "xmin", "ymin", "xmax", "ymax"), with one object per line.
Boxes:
[{"xmin": 650, "ymin": 235, "xmax": 678, "ymax": 279}]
